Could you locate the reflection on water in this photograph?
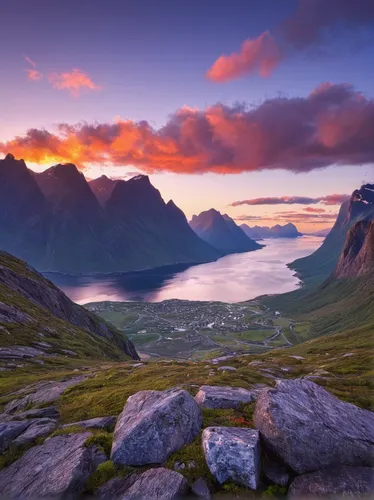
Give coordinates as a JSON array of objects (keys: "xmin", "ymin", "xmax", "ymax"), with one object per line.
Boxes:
[{"xmin": 45, "ymin": 236, "xmax": 322, "ymax": 304}]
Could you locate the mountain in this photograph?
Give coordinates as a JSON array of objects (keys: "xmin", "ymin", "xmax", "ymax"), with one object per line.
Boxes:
[
  {"xmin": 289, "ymin": 184, "xmax": 374, "ymax": 285},
  {"xmin": 240, "ymin": 222, "xmax": 302, "ymax": 240},
  {"xmin": 334, "ymin": 220, "xmax": 374, "ymax": 279},
  {"xmin": 0, "ymin": 155, "xmax": 220, "ymax": 273},
  {"xmin": 190, "ymin": 209, "xmax": 262, "ymax": 254},
  {"xmin": 307, "ymin": 228, "xmax": 331, "ymax": 237},
  {"xmin": 0, "ymin": 250, "xmax": 138, "ymax": 362},
  {"xmin": 89, "ymin": 175, "xmax": 118, "ymax": 205}
]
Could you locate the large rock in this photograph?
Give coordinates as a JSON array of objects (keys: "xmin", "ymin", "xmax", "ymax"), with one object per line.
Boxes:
[
  {"xmin": 12, "ymin": 418, "xmax": 58, "ymax": 446},
  {"xmin": 111, "ymin": 388, "xmax": 202, "ymax": 466},
  {"xmin": 289, "ymin": 466, "xmax": 374, "ymax": 498},
  {"xmin": 202, "ymin": 426, "xmax": 261, "ymax": 490},
  {"xmin": 263, "ymin": 458, "xmax": 289, "ymax": 486},
  {"xmin": 195, "ymin": 385, "xmax": 255, "ymax": 409},
  {"xmin": 121, "ymin": 467, "xmax": 188, "ymax": 500},
  {"xmin": 0, "ymin": 420, "xmax": 30, "ymax": 452},
  {"xmin": 254, "ymin": 379, "xmax": 374, "ymax": 474},
  {"xmin": 16, "ymin": 406, "xmax": 60, "ymax": 420},
  {"xmin": 4, "ymin": 376, "xmax": 87, "ymax": 413},
  {"xmin": 0, "ymin": 432, "xmax": 106, "ymax": 499},
  {"xmin": 62, "ymin": 416, "xmax": 116, "ymax": 430}
]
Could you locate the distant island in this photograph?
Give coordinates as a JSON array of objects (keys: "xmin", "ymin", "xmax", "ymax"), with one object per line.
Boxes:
[{"xmin": 240, "ymin": 222, "xmax": 302, "ymax": 240}]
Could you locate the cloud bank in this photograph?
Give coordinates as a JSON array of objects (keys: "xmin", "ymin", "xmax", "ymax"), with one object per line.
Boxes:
[
  {"xmin": 231, "ymin": 193, "xmax": 351, "ymax": 207},
  {"xmin": 207, "ymin": 0, "xmax": 374, "ymax": 81},
  {"xmin": 1, "ymin": 83, "xmax": 373, "ymax": 174}
]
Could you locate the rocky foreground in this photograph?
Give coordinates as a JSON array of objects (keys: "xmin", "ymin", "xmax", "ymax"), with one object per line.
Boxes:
[{"xmin": 0, "ymin": 378, "xmax": 373, "ymax": 499}]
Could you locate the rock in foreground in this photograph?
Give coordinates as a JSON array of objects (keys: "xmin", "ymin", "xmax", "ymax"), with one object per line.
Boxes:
[
  {"xmin": 288, "ymin": 466, "xmax": 374, "ymax": 498},
  {"xmin": 202, "ymin": 426, "xmax": 261, "ymax": 489},
  {"xmin": 62, "ymin": 416, "xmax": 116, "ymax": 431},
  {"xmin": 111, "ymin": 388, "xmax": 202, "ymax": 465},
  {"xmin": 254, "ymin": 379, "xmax": 374, "ymax": 474},
  {"xmin": 121, "ymin": 467, "xmax": 188, "ymax": 500},
  {"xmin": 195, "ymin": 385, "xmax": 255, "ymax": 409},
  {"xmin": 0, "ymin": 432, "xmax": 106, "ymax": 499}
]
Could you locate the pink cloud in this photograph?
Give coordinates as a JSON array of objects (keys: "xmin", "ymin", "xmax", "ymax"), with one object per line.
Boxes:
[
  {"xmin": 24, "ymin": 56, "xmax": 43, "ymax": 81},
  {"xmin": 47, "ymin": 69, "xmax": 100, "ymax": 97},
  {"xmin": 206, "ymin": 32, "xmax": 282, "ymax": 82}
]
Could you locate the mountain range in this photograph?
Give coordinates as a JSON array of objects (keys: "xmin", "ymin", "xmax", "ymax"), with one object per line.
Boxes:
[
  {"xmin": 289, "ymin": 184, "xmax": 374, "ymax": 284},
  {"xmin": 189, "ymin": 209, "xmax": 262, "ymax": 254},
  {"xmin": 0, "ymin": 154, "xmax": 221, "ymax": 274},
  {"xmin": 240, "ymin": 222, "xmax": 302, "ymax": 240}
]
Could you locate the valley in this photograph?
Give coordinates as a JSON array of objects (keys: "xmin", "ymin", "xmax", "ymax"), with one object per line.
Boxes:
[{"xmin": 87, "ymin": 299, "xmax": 301, "ymax": 360}]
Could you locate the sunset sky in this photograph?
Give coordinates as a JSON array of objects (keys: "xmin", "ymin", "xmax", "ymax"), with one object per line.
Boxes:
[{"xmin": 1, "ymin": 0, "xmax": 373, "ymax": 232}]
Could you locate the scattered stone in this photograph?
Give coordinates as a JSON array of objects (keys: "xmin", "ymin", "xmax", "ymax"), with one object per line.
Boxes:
[
  {"xmin": 195, "ymin": 385, "xmax": 255, "ymax": 409},
  {"xmin": 111, "ymin": 388, "xmax": 202, "ymax": 465},
  {"xmin": 13, "ymin": 418, "xmax": 57, "ymax": 446},
  {"xmin": 63, "ymin": 416, "xmax": 116, "ymax": 431},
  {"xmin": 342, "ymin": 353, "xmax": 354, "ymax": 358},
  {"xmin": 0, "ymin": 432, "xmax": 106, "ymax": 499},
  {"xmin": 248, "ymin": 360, "xmax": 263, "ymax": 366},
  {"xmin": 0, "ymin": 420, "xmax": 31, "ymax": 452},
  {"xmin": 263, "ymin": 458, "xmax": 289, "ymax": 486},
  {"xmin": 191, "ymin": 477, "xmax": 212, "ymax": 499},
  {"xmin": 0, "ymin": 346, "xmax": 45, "ymax": 360},
  {"xmin": 32, "ymin": 341, "xmax": 51, "ymax": 349},
  {"xmin": 254, "ymin": 379, "xmax": 374, "ymax": 474},
  {"xmin": 217, "ymin": 366, "xmax": 237, "ymax": 372},
  {"xmin": 4, "ymin": 375, "xmax": 87, "ymax": 413},
  {"xmin": 16, "ymin": 406, "xmax": 60, "ymax": 420},
  {"xmin": 280, "ymin": 367, "xmax": 292, "ymax": 372},
  {"xmin": 288, "ymin": 466, "xmax": 374, "ymax": 498},
  {"xmin": 202, "ymin": 426, "xmax": 261, "ymax": 489},
  {"xmin": 130, "ymin": 362, "xmax": 144, "ymax": 368},
  {"xmin": 208, "ymin": 370, "xmax": 215, "ymax": 377},
  {"xmin": 61, "ymin": 349, "xmax": 77, "ymax": 356},
  {"xmin": 120, "ymin": 467, "xmax": 188, "ymax": 500},
  {"xmin": 211, "ymin": 355, "xmax": 236, "ymax": 365},
  {"xmin": 95, "ymin": 474, "xmax": 138, "ymax": 500},
  {"xmin": 289, "ymin": 356, "xmax": 305, "ymax": 360}
]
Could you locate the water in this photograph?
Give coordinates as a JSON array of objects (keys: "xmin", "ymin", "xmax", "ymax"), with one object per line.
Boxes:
[{"xmin": 45, "ymin": 236, "xmax": 322, "ymax": 304}]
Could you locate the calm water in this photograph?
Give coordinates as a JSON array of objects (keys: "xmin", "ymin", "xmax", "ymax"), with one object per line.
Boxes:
[{"xmin": 46, "ymin": 236, "xmax": 322, "ymax": 304}]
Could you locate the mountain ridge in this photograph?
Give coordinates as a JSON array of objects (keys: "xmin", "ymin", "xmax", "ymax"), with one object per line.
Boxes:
[{"xmin": 240, "ymin": 222, "xmax": 302, "ymax": 240}]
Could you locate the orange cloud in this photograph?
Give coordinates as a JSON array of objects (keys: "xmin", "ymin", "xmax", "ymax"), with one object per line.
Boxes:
[
  {"xmin": 303, "ymin": 207, "xmax": 326, "ymax": 213},
  {"xmin": 207, "ymin": 32, "xmax": 282, "ymax": 82},
  {"xmin": 48, "ymin": 69, "xmax": 100, "ymax": 96},
  {"xmin": 24, "ymin": 56, "xmax": 43, "ymax": 81},
  {"xmin": 1, "ymin": 83, "xmax": 373, "ymax": 175}
]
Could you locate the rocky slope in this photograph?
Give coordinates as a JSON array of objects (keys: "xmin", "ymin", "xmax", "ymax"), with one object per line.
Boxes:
[
  {"xmin": 0, "ymin": 250, "xmax": 138, "ymax": 363},
  {"xmin": 240, "ymin": 223, "xmax": 302, "ymax": 240},
  {"xmin": 289, "ymin": 184, "xmax": 374, "ymax": 284},
  {"xmin": 334, "ymin": 220, "xmax": 374, "ymax": 279},
  {"xmin": 190, "ymin": 209, "xmax": 262, "ymax": 254},
  {"xmin": 0, "ymin": 154, "xmax": 220, "ymax": 273}
]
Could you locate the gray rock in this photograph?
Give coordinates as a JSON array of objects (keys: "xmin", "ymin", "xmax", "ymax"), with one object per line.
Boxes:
[
  {"xmin": 16, "ymin": 405, "xmax": 60, "ymax": 420},
  {"xmin": 254, "ymin": 379, "xmax": 374, "ymax": 474},
  {"xmin": 195, "ymin": 385, "xmax": 255, "ymax": 409},
  {"xmin": 63, "ymin": 416, "xmax": 116, "ymax": 430},
  {"xmin": 0, "ymin": 345, "xmax": 45, "ymax": 360},
  {"xmin": 95, "ymin": 475, "xmax": 138, "ymax": 499},
  {"xmin": 289, "ymin": 466, "xmax": 374, "ymax": 498},
  {"xmin": 4, "ymin": 375, "xmax": 87, "ymax": 413},
  {"xmin": 0, "ymin": 432, "xmax": 106, "ymax": 499},
  {"xmin": 217, "ymin": 366, "xmax": 237, "ymax": 372},
  {"xmin": 202, "ymin": 426, "xmax": 261, "ymax": 490},
  {"xmin": 61, "ymin": 349, "xmax": 77, "ymax": 356},
  {"xmin": 121, "ymin": 467, "xmax": 188, "ymax": 500},
  {"xmin": 263, "ymin": 458, "xmax": 289, "ymax": 486},
  {"xmin": 13, "ymin": 418, "xmax": 57, "ymax": 446},
  {"xmin": 191, "ymin": 477, "xmax": 212, "ymax": 499},
  {"xmin": 289, "ymin": 356, "xmax": 305, "ymax": 360},
  {"xmin": 111, "ymin": 388, "xmax": 202, "ymax": 466},
  {"xmin": 32, "ymin": 341, "xmax": 51, "ymax": 349},
  {"xmin": 0, "ymin": 420, "xmax": 31, "ymax": 452}
]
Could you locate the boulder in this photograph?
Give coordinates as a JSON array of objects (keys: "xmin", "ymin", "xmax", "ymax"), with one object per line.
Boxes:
[
  {"xmin": 16, "ymin": 406, "xmax": 60, "ymax": 420},
  {"xmin": 111, "ymin": 388, "xmax": 202, "ymax": 466},
  {"xmin": 191, "ymin": 477, "xmax": 212, "ymax": 499},
  {"xmin": 0, "ymin": 420, "xmax": 31, "ymax": 452},
  {"xmin": 121, "ymin": 467, "xmax": 188, "ymax": 500},
  {"xmin": 62, "ymin": 416, "xmax": 116, "ymax": 430},
  {"xmin": 12, "ymin": 418, "xmax": 58, "ymax": 446},
  {"xmin": 288, "ymin": 466, "xmax": 374, "ymax": 498},
  {"xmin": 195, "ymin": 385, "xmax": 255, "ymax": 409},
  {"xmin": 217, "ymin": 366, "xmax": 237, "ymax": 372},
  {"xmin": 254, "ymin": 379, "xmax": 374, "ymax": 474},
  {"xmin": 263, "ymin": 458, "xmax": 289, "ymax": 486},
  {"xmin": 202, "ymin": 426, "xmax": 261, "ymax": 489},
  {"xmin": 4, "ymin": 375, "xmax": 87, "ymax": 413},
  {"xmin": 0, "ymin": 432, "xmax": 106, "ymax": 499}
]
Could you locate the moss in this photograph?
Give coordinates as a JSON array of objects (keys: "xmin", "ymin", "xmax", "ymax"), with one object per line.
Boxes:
[
  {"xmin": 85, "ymin": 431, "xmax": 113, "ymax": 457},
  {"xmin": 262, "ymin": 485, "xmax": 287, "ymax": 497},
  {"xmin": 49, "ymin": 425, "xmax": 86, "ymax": 437},
  {"xmin": 85, "ymin": 460, "xmax": 118, "ymax": 493}
]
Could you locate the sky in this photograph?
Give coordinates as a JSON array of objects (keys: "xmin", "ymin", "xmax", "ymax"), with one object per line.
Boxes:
[{"xmin": 0, "ymin": 0, "xmax": 373, "ymax": 231}]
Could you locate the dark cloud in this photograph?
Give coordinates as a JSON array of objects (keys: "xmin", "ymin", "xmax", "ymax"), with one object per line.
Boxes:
[{"xmin": 1, "ymin": 84, "xmax": 373, "ymax": 175}]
